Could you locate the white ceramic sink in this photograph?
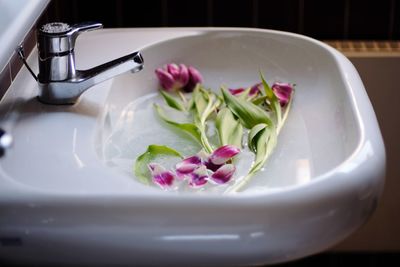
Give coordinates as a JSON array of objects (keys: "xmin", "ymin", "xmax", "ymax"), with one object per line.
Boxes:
[{"xmin": 0, "ymin": 28, "xmax": 385, "ymax": 266}]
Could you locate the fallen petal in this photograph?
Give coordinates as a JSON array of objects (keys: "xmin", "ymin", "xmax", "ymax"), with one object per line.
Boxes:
[
  {"xmin": 211, "ymin": 164, "xmax": 236, "ymax": 184},
  {"xmin": 175, "ymin": 155, "xmax": 202, "ymax": 178},
  {"xmin": 272, "ymin": 82, "xmax": 293, "ymax": 107},
  {"xmin": 148, "ymin": 163, "xmax": 175, "ymax": 188},
  {"xmin": 249, "ymin": 83, "xmax": 262, "ymax": 96},
  {"xmin": 189, "ymin": 165, "xmax": 208, "ymax": 187},
  {"xmin": 228, "ymin": 88, "xmax": 245, "ymax": 95},
  {"xmin": 205, "ymin": 159, "xmax": 222, "ymax": 172},
  {"xmin": 180, "ymin": 155, "xmax": 202, "ymax": 165},
  {"xmin": 209, "ymin": 145, "xmax": 240, "ymax": 165}
]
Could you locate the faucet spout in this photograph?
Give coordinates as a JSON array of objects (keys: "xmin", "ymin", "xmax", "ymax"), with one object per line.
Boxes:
[
  {"xmin": 38, "ymin": 51, "xmax": 144, "ymax": 105},
  {"xmin": 35, "ymin": 22, "xmax": 144, "ymax": 105}
]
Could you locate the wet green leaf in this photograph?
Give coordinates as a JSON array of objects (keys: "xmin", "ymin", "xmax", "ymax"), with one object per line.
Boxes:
[
  {"xmin": 215, "ymin": 107, "xmax": 243, "ymax": 148},
  {"xmin": 154, "ymin": 104, "xmax": 203, "ymax": 145},
  {"xmin": 260, "ymin": 73, "xmax": 282, "ymax": 126},
  {"xmin": 159, "ymin": 90, "xmax": 186, "ymax": 111},
  {"xmin": 221, "ymin": 88, "xmax": 273, "ymax": 129},
  {"xmin": 247, "ymin": 123, "xmax": 277, "ymax": 176}
]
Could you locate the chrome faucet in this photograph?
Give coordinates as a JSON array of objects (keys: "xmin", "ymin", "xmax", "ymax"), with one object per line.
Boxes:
[{"xmin": 19, "ymin": 22, "xmax": 144, "ymax": 104}]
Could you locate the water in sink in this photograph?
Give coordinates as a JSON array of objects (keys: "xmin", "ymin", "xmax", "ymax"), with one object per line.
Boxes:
[{"xmin": 102, "ymin": 91, "xmax": 314, "ymax": 194}]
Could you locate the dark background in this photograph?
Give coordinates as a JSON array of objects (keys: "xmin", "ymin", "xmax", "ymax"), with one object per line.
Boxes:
[{"xmin": 39, "ymin": 0, "xmax": 400, "ymax": 40}]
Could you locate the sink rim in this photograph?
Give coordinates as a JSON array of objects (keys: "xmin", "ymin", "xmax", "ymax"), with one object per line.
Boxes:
[
  {"xmin": 0, "ymin": 27, "xmax": 386, "ymax": 266},
  {"xmin": 0, "ymin": 27, "xmax": 385, "ymax": 202}
]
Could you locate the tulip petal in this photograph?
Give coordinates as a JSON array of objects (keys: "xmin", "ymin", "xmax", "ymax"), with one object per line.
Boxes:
[
  {"xmin": 188, "ymin": 66, "xmax": 203, "ymax": 84},
  {"xmin": 272, "ymin": 82, "xmax": 293, "ymax": 107},
  {"xmin": 148, "ymin": 163, "xmax": 175, "ymax": 188},
  {"xmin": 167, "ymin": 63, "xmax": 180, "ymax": 80},
  {"xmin": 184, "ymin": 66, "xmax": 203, "ymax": 92},
  {"xmin": 155, "ymin": 68, "xmax": 175, "ymax": 91},
  {"xmin": 228, "ymin": 88, "xmax": 245, "ymax": 95},
  {"xmin": 189, "ymin": 165, "xmax": 208, "ymax": 187},
  {"xmin": 175, "ymin": 155, "xmax": 202, "ymax": 179},
  {"xmin": 249, "ymin": 83, "xmax": 262, "ymax": 96},
  {"xmin": 178, "ymin": 64, "xmax": 189, "ymax": 87},
  {"xmin": 211, "ymin": 164, "xmax": 236, "ymax": 184},
  {"xmin": 205, "ymin": 159, "xmax": 222, "ymax": 172},
  {"xmin": 209, "ymin": 145, "xmax": 240, "ymax": 165}
]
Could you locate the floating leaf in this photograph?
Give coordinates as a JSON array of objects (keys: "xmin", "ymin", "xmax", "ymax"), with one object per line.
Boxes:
[
  {"xmin": 247, "ymin": 123, "xmax": 277, "ymax": 176},
  {"xmin": 154, "ymin": 104, "xmax": 203, "ymax": 145},
  {"xmin": 215, "ymin": 107, "xmax": 243, "ymax": 148},
  {"xmin": 134, "ymin": 145, "xmax": 183, "ymax": 185},
  {"xmin": 221, "ymin": 87, "xmax": 273, "ymax": 129},
  {"xmin": 159, "ymin": 90, "xmax": 186, "ymax": 111},
  {"xmin": 251, "ymin": 95, "xmax": 268, "ymax": 106},
  {"xmin": 192, "ymin": 86, "xmax": 208, "ymax": 118},
  {"xmin": 225, "ymin": 123, "xmax": 277, "ymax": 193}
]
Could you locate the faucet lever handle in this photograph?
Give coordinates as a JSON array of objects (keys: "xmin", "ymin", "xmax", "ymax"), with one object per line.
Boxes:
[{"xmin": 71, "ymin": 22, "xmax": 103, "ymax": 35}]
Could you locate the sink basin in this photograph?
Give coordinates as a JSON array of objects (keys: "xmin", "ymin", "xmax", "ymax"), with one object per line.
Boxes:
[{"xmin": 0, "ymin": 28, "xmax": 385, "ymax": 266}]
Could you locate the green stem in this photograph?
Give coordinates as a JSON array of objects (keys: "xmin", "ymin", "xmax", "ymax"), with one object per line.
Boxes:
[
  {"xmin": 198, "ymin": 124, "xmax": 213, "ymax": 153},
  {"xmin": 277, "ymin": 94, "xmax": 293, "ymax": 134}
]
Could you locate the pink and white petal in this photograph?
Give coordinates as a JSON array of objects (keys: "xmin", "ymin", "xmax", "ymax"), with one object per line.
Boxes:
[
  {"xmin": 175, "ymin": 155, "xmax": 202, "ymax": 179},
  {"xmin": 181, "ymin": 155, "xmax": 202, "ymax": 165},
  {"xmin": 189, "ymin": 165, "xmax": 208, "ymax": 187},
  {"xmin": 148, "ymin": 163, "xmax": 175, "ymax": 188},
  {"xmin": 209, "ymin": 145, "xmax": 240, "ymax": 165},
  {"xmin": 153, "ymin": 171, "xmax": 175, "ymax": 188},
  {"xmin": 211, "ymin": 164, "xmax": 236, "ymax": 184}
]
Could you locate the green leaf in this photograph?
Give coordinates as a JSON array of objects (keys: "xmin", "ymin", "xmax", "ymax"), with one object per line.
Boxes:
[
  {"xmin": 260, "ymin": 72, "xmax": 273, "ymax": 99},
  {"xmin": 260, "ymin": 73, "xmax": 282, "ymax": 126},
  {"xmin": 159, "ymin": 90, "xmax": 186, "ymax": 111},
  {"xmin": 247, "ymin": 124, "xmax": 277, "ymax": 175},
  {"xmin": 224, "ymin": 123, "xmax": 277, "ymax": 193},
  {"xmin": 247, "ymin": 123, "xmax": 268, "ymax": 152},
  {"xmin": 134, "ymin": 145, "xmax": 183, "ymax": 184},
  {"xmin": 221, "ymin": 88, "xmax": 273, "ymax": 129},
  {"xmin": 215, "ymin": 107, "xmax": 243, "ymax": 148},
  {"xmin": 154, "ymin": 104, "xmax": 203, "ymax": 146},
  {"xmin": 192, "ymin": 86, "xmax": 208, "ymax": 118},
  {"xmin": 251, "ymin": 95, "xmax": 268, "ymax": 106}
]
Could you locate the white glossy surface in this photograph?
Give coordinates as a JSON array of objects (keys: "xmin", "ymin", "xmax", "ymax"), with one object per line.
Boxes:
[
  {"xmin": 0, "ymin": 0, "xmax": 49, "ymax": 71},
  {"xmin": 0, "ymin": 28, "xmax": 385, "ymax": 266}
]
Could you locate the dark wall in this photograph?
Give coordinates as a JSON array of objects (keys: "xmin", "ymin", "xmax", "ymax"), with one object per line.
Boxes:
[{"xmin": 39, "ymin": 0, "xmax": 400, "ymax": 40}]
